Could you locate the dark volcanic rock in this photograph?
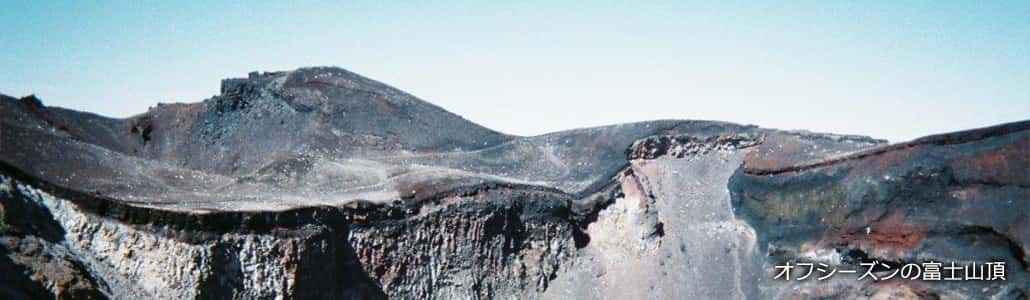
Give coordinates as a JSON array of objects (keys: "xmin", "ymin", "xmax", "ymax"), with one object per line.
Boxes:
[
  {"xmin": 730, "ymin": 121, "xmax": 1030, "ymax": 299},
  {"xmin": 0, "ymin": 66, "xmax": 1026, "ymax": 299}
]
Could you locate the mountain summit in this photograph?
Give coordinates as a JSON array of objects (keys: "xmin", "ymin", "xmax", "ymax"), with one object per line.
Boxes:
[{"xmin": 1, "ymin": 67, "xmax": 1026, "ymax": 299}]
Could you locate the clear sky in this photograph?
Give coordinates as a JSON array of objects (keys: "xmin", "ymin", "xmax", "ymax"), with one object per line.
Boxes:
[{"xmin": 2, "ymin": 1, "xmax": 1028, "ymax": 142}]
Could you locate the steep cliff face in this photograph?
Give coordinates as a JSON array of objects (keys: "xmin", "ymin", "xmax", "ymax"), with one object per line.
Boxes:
[
  {"xmin": 0, "ymin": 169, "xmax": 583, "ymax": 299},
  {"xmin": 546, "ymin": 134, "xmax": 765, "ymax": 299},
  {"xmin": 346, "ymin": 186, "xmax": 577, "ymax": 299},
  {"xmin": 1, "ymin": 67, "xmax": 1027, "ymax": 299}
]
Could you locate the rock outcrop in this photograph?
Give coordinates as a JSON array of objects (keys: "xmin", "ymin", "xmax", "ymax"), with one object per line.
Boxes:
[{"xmin": 1, "ymin": 67, "xmax": 1026, "ymax": 299}]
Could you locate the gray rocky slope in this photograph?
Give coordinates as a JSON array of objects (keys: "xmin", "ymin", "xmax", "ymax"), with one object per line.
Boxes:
[{"xmin": 0, "ymin": 67, "xmax": 1027, "ymax": 299}]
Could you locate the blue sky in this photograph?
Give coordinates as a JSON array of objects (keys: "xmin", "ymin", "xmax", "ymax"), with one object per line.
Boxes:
[{"xmin": 2, "ymin": 1, "xmax": 1028, "ymax": 142}]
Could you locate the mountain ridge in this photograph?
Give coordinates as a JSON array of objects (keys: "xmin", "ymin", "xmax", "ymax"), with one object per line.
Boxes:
[{"xmin": 1, "ymin": 66, "xmax": 1027, "ymax": 299}]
